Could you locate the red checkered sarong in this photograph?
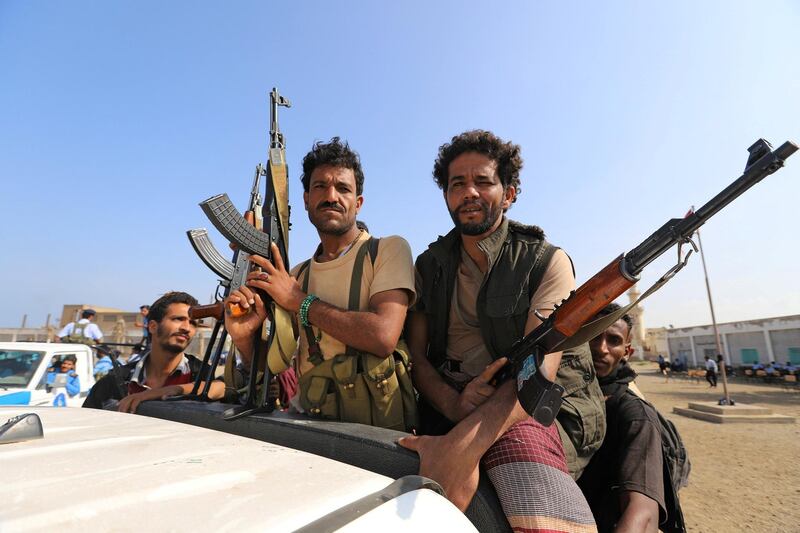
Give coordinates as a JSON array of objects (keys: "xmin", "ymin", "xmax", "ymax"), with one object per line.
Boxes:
[{"xmin": 482, "ymin": 418, "xmax": 596, "ymax": 533}]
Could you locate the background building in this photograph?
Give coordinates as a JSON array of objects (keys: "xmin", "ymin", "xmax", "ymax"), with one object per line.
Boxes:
[{"xmin": 659, "ymin": 314, "xmax": 800, "ymax": 367}]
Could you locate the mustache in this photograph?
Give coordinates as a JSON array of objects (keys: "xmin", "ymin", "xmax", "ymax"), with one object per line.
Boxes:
[
  {"xmin": 316, "ymin": 201, "xmax": 344, "ymax": 213},
  {"xmin": 457, "ymin": 200, "xmax": 488, "ymax": 213}
]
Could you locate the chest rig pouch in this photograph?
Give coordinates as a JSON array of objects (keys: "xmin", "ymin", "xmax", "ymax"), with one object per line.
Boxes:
[{"xmin": 295, "ymin": 237, "xmax": 418, "ymax": 432}]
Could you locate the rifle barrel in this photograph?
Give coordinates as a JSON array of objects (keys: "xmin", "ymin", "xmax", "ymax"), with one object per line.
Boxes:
[{"xmin": 624, "ymin": 140, "xmax": 797, "ymax": 276}]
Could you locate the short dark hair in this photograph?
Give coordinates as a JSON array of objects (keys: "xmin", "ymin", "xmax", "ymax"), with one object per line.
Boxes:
[
  {"xmin": 597, "ymin": 303, "xmax": 634, "ymax": 337},
  {"xmin": 148, "ymin": 292, "xmax": 198, "ymax": 323},
  {"xmin": 300, "ymin": 137, "xmax": 365, "ymax": 195},
  {"xmin": 62, "ymin": 354, "xmax": 77, "ymax": 364},
  {"xmin": 81, "ymin": 309, "xmax": 96, "ymax": 319},
  {"xmin": 139, "ymin": 305, "xmax": 150, "ymax": 311},
  {"xmin": 432, "ymin": 130, "xmax": 523, "ymax": 204}
]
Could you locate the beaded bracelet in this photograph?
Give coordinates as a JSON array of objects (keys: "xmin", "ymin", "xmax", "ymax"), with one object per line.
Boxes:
[{"xmin": 299, "ymin": 294, "xmax": 320, "ymax": 327}]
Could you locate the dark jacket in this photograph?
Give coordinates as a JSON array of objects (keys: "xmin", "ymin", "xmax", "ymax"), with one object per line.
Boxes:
[{"xmin": 414, "ymin": 218, "xmax": 606, "ymax": 478}]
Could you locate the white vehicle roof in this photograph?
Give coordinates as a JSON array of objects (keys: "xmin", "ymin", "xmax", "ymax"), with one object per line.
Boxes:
[
  {"xmin": 0, "ymin": 406, "xmax": 474, "ymax": 532},
  {"xmin": 0, "ymin": 342, "xmax": 93, "ymax": 352}
]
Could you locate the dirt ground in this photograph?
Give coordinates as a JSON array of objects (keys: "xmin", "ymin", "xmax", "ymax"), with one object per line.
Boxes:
[{"xmin": 629, "ymin": 362, "xmax": 800, "ymax": 533}]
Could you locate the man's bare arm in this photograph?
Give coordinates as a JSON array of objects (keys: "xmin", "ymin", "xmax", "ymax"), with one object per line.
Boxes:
[
  {"xmin": 399, "ymin": 379, "xmax": 527, "ymax": 510},
  {"xmin": 406, "ymin": 311, "xmax": 460, "ymax": 419},
  {"xmin": 305, "ymin": 289, "xmax": 410, "ymax": 356},
  {"xmin": 615, "ymin": 491, "xmax": 660, "ymax": 533},
  {"xmin": 236, "ymin": 243, "xmax": 410, "ymax": 357},
  {"xmin": 399, "ymin": 310, "xmax": 561, "ymax": 510}
]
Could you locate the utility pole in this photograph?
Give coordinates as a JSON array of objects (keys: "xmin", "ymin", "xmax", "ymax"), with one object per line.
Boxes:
[{"xmin": 694, "ymin": 205, "xmax": 732, "ymax": 405}]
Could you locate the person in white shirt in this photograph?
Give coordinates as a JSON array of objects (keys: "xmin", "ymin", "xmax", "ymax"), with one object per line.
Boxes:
[
  {"xmin": 56, "ymin": 309, "xmax": 103, "ymax": 344},
  {"xmin": 704, "ymin": 355, "xmax": 718, "ymax": 388}
]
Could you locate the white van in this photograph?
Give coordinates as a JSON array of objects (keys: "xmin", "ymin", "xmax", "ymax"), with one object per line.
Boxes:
[{"xmin": 0, "ymin": 343, "xmax": 96, "ymax": 407}]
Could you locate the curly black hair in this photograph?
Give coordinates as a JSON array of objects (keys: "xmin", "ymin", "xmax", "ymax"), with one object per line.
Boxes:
[
  {"xmin": 432, "ymin": 130, "xmax": 523, "ymax": 203},
  {"xmin": 148, "ymin": 292, "xmax": 199, "ymax": 323},
  {"xmin": 597, "ymin": 303, "xmax": 634, "ymax": 337},
  {"xmin": 300, "ymin": 137, "xmax": 365, "ymax": 195}
]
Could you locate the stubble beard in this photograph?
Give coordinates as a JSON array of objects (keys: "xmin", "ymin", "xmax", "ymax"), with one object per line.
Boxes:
[
  {"xmin": 449, "ymin": 201, "xmax": 502, "ymax": 236},
  {"xmin": 155, "ymin": 325, "xmax": 189, "ymax": 355},
  {"xmin": 308, "ymin": 209, "xmax": 355, "ymax": 236}
]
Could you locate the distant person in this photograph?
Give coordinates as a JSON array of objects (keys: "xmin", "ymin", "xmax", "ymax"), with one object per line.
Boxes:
[
  {"xmin": 704, "ymin": 355, "xmax": 718, "ymax": 388},
  {"xmin": 83, "ymin": 292, "xmax": 221, "ymax": 412},
  {"xmin": 751, "ymin": 361, "xmax": 764, "ymax": 371},
  {"xmin": 47, "ymin": 355, "xmax": 81, "ymax": 407},
  {"xmin": 93, "ymin": 348, "xmax": 118, "ymax": 380},
  {"xmin": 134, "ymin": 305, "xmax": 151, "ymax": 348},
  {"xmin": 657, "ymin": 354, "xmax": 670, "ymax": 382},
  {"xmin": 579, "ymin": 303, "xmax": 687, "ymax": 533},
  {"xmin": 56, "ymin": 309, "xmax": 103, "ymax": 345}
]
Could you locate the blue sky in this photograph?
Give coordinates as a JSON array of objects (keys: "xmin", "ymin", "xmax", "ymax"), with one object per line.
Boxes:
[{"xmin": 1, "ymin": 1, "xmax": 798, "ymax": 329}]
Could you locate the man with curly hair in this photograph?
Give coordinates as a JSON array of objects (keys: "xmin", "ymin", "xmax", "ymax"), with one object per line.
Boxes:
[{"xmin": 400, "ymin": 130, "xmax": 602, "ymax": 532}]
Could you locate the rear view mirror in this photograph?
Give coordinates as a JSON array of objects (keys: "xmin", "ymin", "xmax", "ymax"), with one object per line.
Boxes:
[{"xmin": 0, "ymin": 413, "xmax": 44, "ymax": 444}]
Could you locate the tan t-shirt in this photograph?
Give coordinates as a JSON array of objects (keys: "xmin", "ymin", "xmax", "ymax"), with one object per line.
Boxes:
[
  {"xmin": 442, "ymin": 246, "xmax": 575, "ymax": 384},
  {"xmin": 290, "ymin": 231, "xmax": 416, "ymax": 376}
]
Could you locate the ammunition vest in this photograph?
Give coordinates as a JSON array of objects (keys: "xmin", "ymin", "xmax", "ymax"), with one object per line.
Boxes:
[
  {"xmin": 66, "ymin": 320, "xmax": 96, "ymax": 345},
  {"xmin": 414, "ymin": 218, "xmax": 606, "ymax": 478},
  {"xmin": 294, "ymin": 237, "xmax": 418, "ymax": 432}
]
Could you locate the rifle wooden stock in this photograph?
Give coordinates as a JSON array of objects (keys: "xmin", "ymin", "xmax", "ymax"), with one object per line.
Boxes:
[
  {"xmin": 189, "ymin": 302, "xmax": 225, "ymax": 321},
  {"xmin": 552, "ymin": 255, "xmax": 636, "ymax": 337}
]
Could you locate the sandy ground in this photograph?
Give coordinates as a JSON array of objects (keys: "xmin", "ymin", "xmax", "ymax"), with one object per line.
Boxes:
[{"xmin": 629, "ymin": 362, "xmax": 800, "ymax": 533}]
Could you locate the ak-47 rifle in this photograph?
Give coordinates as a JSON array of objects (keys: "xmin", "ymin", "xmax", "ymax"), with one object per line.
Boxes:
[
  {"xmin": 179, "ymin": 165, "xmax": 264, "ymax": 401},
  {"xmin": 512, "ymin": 139, "xmax": 797, "ymax": 425},
  {"xmin": 194, "ymin": 88, "xmax": 295, "ymax": 420}
]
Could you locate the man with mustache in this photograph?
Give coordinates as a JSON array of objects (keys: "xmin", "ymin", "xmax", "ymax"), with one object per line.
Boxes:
[
  {"xmin": 83, "ymin": 291, "xmax": 216, "ymax": 412},
  {"xmin": 224, "ymin": 137, "xmax": 416, "ymax": 429},
  {"xmin": 399, "ymin": 130, "xmax": 602, "ymax": 532}
]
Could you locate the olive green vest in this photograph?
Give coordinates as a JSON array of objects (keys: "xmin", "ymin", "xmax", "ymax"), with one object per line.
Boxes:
[{"xmin": 414, "ymin": 218, "xmax": 606, "ymax": 479}]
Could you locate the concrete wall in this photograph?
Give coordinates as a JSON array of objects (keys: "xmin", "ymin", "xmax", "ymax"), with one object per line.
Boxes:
[
  {"xmin": 769, "ymin": 328, "xmax": 800, "ymax": 363},
  {"xmin": 665, "ymin": 315, "xmax": 800, "ymax": 366},
  {"xmin": 725, "ymin": 331, "xmax": 769, "ymax": 365},
  {"xmin": 692, "ymin": 334, "xmax": 723, "ymax": 360}
]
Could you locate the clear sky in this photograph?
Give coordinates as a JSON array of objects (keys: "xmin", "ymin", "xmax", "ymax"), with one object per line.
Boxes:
[{"xmin": 1, "ymin": 1, "xmax": 798, "ymax": 330}]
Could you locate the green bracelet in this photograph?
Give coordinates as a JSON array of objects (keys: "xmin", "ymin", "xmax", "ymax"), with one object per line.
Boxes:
[{"xmin": 299, "ymin": 294, "xmax": 319, "ymax": 327}]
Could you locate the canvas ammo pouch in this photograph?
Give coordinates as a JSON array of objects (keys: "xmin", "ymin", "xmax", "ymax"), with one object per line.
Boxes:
[{"xmin": 296, "ymin": 238, "xmax": 418, "ymax": 432}]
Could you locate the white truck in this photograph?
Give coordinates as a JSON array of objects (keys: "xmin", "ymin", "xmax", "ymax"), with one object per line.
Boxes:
[
  {"xmin": 0, "ymin": 406, "xmax": 477, "ymax": 532},
  {"xmin": 0, "ymin": 343, "xmax": 509, "ymax": 531},
  {"xmin": 0, "ymin": 342, "xmax": 96, "ymax": 407}
]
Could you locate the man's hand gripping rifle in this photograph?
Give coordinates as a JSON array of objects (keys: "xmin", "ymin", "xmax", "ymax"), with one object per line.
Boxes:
[
  {"xmin": 511, "ymin": 139, "xmax": 797, "ymax": 426},
  {"xmin": 185, "ymin": 88, "xmax": 294, "ymax": 418}
]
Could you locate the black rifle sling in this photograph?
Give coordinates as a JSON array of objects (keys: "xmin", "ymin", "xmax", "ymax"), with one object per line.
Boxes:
[{"xmin": 297, "ymin": 237, "xmax": 380, "ymax": 366}]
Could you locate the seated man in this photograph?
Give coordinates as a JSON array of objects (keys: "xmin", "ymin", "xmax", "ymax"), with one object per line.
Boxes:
[
  {"xmin": 578, "ymin": 303, "xmax": 684, "ymax": 533},
  {"xmin": 83, "ymin": 292, "xmax": 222, "ymax": 412},
  {"xmin": 224, "ymin": 138, "xmax": 416, "ymax": 431},
  {"xmin": 400, "ymin": 130, "xmax": 600, "ymax": 531},
  {"xmin": 47, "ymin": 354, "xmax": 81, "ymax": 407}
]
